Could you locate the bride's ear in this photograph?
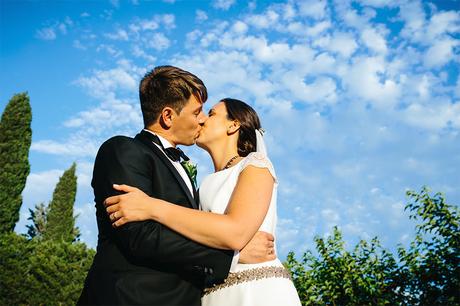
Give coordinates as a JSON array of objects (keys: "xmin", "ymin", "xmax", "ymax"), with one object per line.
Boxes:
[{"xmin": 227, "ymin": 120, "xmax": 240, "ymax": 135}]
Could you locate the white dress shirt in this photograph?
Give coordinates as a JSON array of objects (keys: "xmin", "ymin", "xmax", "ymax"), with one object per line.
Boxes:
[{"xmin": 143, "ymin": 129, "xmax": 194, "ymax": 195}]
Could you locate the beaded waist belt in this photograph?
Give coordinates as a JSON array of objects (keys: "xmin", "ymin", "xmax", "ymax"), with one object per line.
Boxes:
[{"xmin": 203, "ymin": 266, "xmax": 292, "ymax": 296}]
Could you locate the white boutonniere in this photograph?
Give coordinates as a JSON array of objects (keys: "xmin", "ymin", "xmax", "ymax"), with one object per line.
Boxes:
[{"xmin": 181, "ymin": 160, "xmax": 197, "ymax": 188}]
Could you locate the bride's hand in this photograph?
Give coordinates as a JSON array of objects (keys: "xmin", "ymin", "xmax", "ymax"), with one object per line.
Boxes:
[{"xmin": 104, "ymin": 184, "xmax": 154, "ymax": 227}]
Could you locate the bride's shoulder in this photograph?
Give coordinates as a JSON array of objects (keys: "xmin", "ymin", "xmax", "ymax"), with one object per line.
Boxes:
[
  {"xmin": 244, "ymin": 151, "xmax": 268, "ymax": 161},
  {"xmin": 240, "ymin": 152, "xmax": 274, "ymax": 171}
]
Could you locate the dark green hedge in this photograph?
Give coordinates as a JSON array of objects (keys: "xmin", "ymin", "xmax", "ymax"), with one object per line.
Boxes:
[{"xmin": 0, "ymin": 233, "xmax": 95, "ymax": 305}]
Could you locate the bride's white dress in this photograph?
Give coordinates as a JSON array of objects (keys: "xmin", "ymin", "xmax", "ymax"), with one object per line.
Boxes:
[{"xmin": 200, "ymin": 152, "xmax": 301, "ymax": 306}]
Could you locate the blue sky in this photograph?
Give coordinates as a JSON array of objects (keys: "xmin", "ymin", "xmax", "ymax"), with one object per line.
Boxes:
[{"xmin": 1, "ymin": 0, "xmax": 459, "ymax": 259}]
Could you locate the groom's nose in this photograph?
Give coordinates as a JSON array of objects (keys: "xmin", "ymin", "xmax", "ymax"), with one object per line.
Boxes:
[{"xmin": 198, "ymin": 112, "xmax": 208, "ymax": 125}]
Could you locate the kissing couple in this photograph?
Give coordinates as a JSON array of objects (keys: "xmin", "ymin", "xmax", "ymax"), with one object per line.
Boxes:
[{"xmin": 78, "ymin": 65, "xmax": 301, "ymax": 305}]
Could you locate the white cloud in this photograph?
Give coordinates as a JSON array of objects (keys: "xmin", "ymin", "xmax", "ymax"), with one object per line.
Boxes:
[
  {"xmin": 426, "ymin": 11, "xmax": 460, "ymax": 40},
  {"xmin": 358, "ymin": 0, "xmax": 394, "ymax": 7},
  {"xmin": 245, "ymin": 10, "xmax": 279, "ymax": 29},
  {"xmin": 147, "ymin": 32, "xmax": 171, "ymax": 51},
  {"xmin": 100, "ymin": 9, "xmax": 114, "ymax": 20},
  {"xmin": 315, "ymin": 32, "xmax": 358, "ymax": 58},
  {"xmin": 36, "ymin": 17, "xmax": 73, "ymax": 40},
  {"xmin": 332, "ymin": 161, "xmax": 364, "ymax": 181},
  {"xmin": 403, "ymin": 101, "xmax": 460, "ymax": 130},
  {"xmin": 321, "ymin": 208, "xmax": 340, "ymax": 223},
  {"xmin": 96, "ymin": 44, "xmax": 123, "ymax": 57},
  {"xmin": 64, "ymin": 102, "xmax": 142, "ymax": 132},
  {"xmin": 30, "ymin": 61, "xmax": 144, "ymax": 161},
  {"xmin": 361, "ymin": 27, "xmax": 388, "ymax": 54},
  {"xmin": 455, "ymin": 76, "xmax": 460, "ymax": 98},
  {"xmin": 276, "ymin": 217, "xmax": 302, "ymax": 255},
  {"xmin": 305, "ymin": 20, "xmax": 331, "ymax": 37},
  {"xmin": 105, "ymin": 29, "xmax": 129, "ymax": 41},
  {"xmin": 58, "ymin": 23, "xmax": 68, "ymax": 34},
  {"xmin": 64, "ymin": 108, "xmax": 113, "ymax": 128},
  {"xmin": 298, "ymin": 0, "xmax": 328, "ymax": 20},
  {"xmin": 336, "ymin": 1, "xmax": 376, "ymax": 30},
  {"xmin": 75, "ymin": 66, "xmax": 138, "ymax": 101},
  {"xmin": 172, "ymin": 50, "xmax": 275, "ymax": 106},
  {"xmin": 132, "ymin": 45, "xmax": 156, "ymax": 63},
  {"xmin": 309, "ymin": 52, "xmax": 337, "ymax": 75},
  {"xmin": 282, "ymin": 73, "xmax": 337, "ymax": 105},
  {"xmin": 76, "ymin": 161, "xmax": 94, "ymax": 188},
  {"xmin": 345, "ymin": 56, "xmax": 401, "ymax": 107},
  {"xmin": 232, "ymin": 21, "xmax": 248, "ymax": 34},
  {"xmin": 186, "ymin": 29, "xmax": 202, "ymax": 46},
  {"xmin": 130, "ymin": 14, "xmax": 175, "ymax": 34},
  {"xmin": 73, "ymin": 39, "xmax": 86, "ymax": 50},
  {"xmin": 424, "ymin": 38, "xmax": 459, "ymax": 68},
  {"xmin": 110, "ymin": 0, "xmax": 119, "ymax": 8},
  {"xmin": 281, "ymin": 3, "xmax": 296, "ymax": 20},
  {"xmin": 161, "ymin": 14, "xmax": 176, "ymax": 29},
  {"xmin": 23, "ymin": 170, "xmax": 63, "ymax": 203},
  {"xmin": 212, "ymin": 0, "xmax": 236, "ymax": 10},
  {"xmin": 415, "ymin": 74, "xmax": 431, "ymax": 100},
  {"xmin": 217, "ymin": 33, "xmax": 316, "ymax": 66},
  {"xmin": 36, "ymin": 27, "xmax": 56, "ymax": 40},
  {"xmin": 138, "ymin": 20, "xmax": 159, "ymax": 31},
  {"xmin": 398, "ymin": 1, "xmax": 426, "ymax": 42},
  {"xmin": 31, "ymin": 139, "xmax": 99, "ymax": 157},
  {"xmin": 196, "ymin": 10, "xmax": 208, "ymax": 22},
  {"xmin": 75, "ymin": 202, "xmax": 97, "ymax": 247}
]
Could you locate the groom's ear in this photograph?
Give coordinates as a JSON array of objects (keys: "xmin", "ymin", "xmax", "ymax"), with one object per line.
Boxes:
[
  {"xmin": 159, "ymin": 107, "xmax": 174, "ymax": 128},
  {"xmin": 227, "ymin": 120, "xmax": 240, "ymax": 135}
]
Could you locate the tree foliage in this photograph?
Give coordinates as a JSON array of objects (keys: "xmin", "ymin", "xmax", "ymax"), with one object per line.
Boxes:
[
  {"xmin": 397, "ymin": 187, "xmax": 460, "ymax": 305},
  {"xmin": 0, "ymin": 92, "xmax": 95, "ymax": 305},
  {"xmin": 0, "ymin": 92, "xmax": 32, "ymax": 233},
  {"xmin": 43, "ymin": 163, "xmax": 80, "ymax": 242},
  {"xmin": 26, "ymin": 202, "xmax": 49, "ymax": 239},
  {"xmin": 0, "ymin": 232, "xmax": 95, "ymax": 305},
  {"xmin": 286, "ymin": 228, "xmax": 402, "ymax": 305},
  {"xmin": 286, "ymin": 187, "xmax": 460, "ymax": 306}
]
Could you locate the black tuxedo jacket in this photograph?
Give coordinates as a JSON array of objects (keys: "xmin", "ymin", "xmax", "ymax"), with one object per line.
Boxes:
[{"xmin": 78, "ymin": 130, "xmax": 233, "ymax": 306}]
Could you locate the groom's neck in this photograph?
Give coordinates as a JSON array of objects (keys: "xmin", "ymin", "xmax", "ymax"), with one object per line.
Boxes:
[{"xmin": 145, "ymin": 126, "xmax": 176, "ymax": 147}]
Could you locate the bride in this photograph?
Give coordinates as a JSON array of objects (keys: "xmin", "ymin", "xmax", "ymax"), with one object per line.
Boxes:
[{"xmin": 104, "ymin": 98, "xmax": 301, "ymax": 305}]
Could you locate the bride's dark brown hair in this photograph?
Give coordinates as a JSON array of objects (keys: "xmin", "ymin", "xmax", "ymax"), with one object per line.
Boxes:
[{"xmin": 221, "ymin": 98, "xmax": 261, "ymax": 157}]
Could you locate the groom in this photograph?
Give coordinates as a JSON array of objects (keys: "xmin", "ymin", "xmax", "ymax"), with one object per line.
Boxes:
[{"xmin": 78, "ymin": 66, "xmax": 275, "ymax": 305}]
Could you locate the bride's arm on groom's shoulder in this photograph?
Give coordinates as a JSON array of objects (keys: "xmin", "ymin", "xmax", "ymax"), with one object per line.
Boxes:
[{"xmin": 106, "ymin": 165, "xmax": 274, "ymax": 252}]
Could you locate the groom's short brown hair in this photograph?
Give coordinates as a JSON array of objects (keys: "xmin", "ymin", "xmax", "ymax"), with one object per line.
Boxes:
[{"xmin": 139, "ymin": 65, "xmax": 208, "ymax": 127}]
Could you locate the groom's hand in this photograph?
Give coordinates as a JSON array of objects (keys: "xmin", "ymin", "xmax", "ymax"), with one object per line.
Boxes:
[{"xmin": 238, "ymin": 231, "xmax": 276, "ymax": 264}]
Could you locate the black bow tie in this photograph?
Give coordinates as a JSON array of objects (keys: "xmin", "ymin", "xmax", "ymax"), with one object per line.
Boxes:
[
  {"xmin": 163, "ymin": 147, "xmax": 190, "ymax": 162},
  {"xmin": 145, "ymin": 131, "xmax": 190, "ymax": 162}
]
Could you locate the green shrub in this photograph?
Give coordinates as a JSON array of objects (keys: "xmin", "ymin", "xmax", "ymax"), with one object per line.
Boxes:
[{"xmin": 0, "ymin": 232, "xmax": 95, "ymax": 305}]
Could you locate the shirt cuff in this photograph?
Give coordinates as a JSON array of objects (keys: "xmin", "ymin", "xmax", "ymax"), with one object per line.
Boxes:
[{"xmin": 229, "ymin": 250, "xmax": 239, "ymax": 272}]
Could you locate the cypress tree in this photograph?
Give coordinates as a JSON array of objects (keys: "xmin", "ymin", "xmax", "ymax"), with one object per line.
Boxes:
[
  {"xmin": 0, "ymin": 92, "xmax": 32, "ymax": 233},
  {"xmin": 26, "ymin": 202, "xmax": 48, "ymax": 239},
  {"xmin": 43, "ymin": 163, "xmax": 79, "ymax": 242}
]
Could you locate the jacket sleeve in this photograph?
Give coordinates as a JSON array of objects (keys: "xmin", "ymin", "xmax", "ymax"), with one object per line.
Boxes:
[{"xmin": 92, "ymin": 137, "xmax": 233, "ymax": 282}]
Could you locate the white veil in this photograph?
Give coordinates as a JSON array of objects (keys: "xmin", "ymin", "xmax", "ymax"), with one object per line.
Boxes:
[{"xmin": 255, "ymin": 129, "xmax": 267, "ymax": 155}]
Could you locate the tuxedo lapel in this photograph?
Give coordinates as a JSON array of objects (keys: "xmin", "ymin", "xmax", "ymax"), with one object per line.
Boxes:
[{"xmin": 135, "ymin": 130, "xmax": 198, "ymax": 209}]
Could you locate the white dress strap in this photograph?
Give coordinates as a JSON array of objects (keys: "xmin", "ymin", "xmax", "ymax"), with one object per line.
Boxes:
[{"xmin": 239, "ymin": 152, "xmax": 277, "ymax": 183}]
